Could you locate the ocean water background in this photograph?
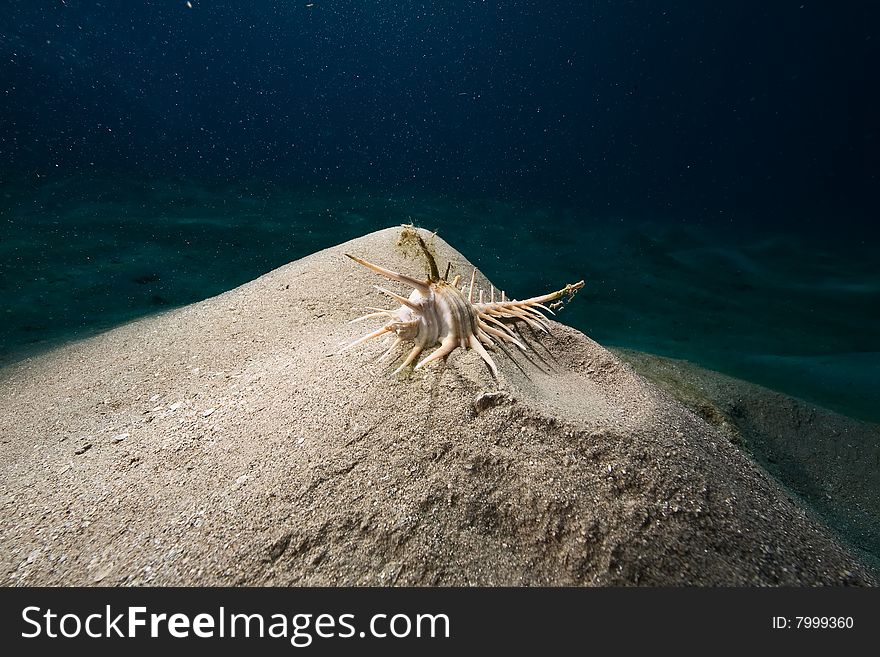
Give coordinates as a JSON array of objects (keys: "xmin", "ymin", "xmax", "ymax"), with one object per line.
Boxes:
[{"xmin": 1, "ymin": 1, "xmax": 878, "ymax": 423}]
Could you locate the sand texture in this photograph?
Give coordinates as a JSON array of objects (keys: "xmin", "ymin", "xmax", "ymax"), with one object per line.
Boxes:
[
  {"xmin": 615, "ymin": 349, "xmax": 880, "ymax": 573},
  {"xmin": 0, "ymin": 227, "xmax": 874, "ymax": 586}
]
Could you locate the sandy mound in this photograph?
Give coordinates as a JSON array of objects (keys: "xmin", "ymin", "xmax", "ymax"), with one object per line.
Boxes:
[
  {"xmin": 0, "ymin": 227, "xmax": 874, "ymax": 585},
  {"xmin": 615, "ymin": 349, "xmax": 880, "ymax": 572}
]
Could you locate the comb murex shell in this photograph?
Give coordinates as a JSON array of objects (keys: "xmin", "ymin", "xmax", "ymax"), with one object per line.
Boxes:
[{"xmin": 340, "ymin": 235, "xmax": 584, "ymax": 378}]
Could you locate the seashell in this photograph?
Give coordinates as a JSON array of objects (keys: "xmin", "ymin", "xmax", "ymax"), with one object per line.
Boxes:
[{"xmin": 341, "ymin": 232, "xmax": 584, "ymax": 377}]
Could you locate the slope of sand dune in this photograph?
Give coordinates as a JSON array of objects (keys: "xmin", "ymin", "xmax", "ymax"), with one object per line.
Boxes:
[
  {"xmin": 614, "ymin": 349, "xmax": 880, "ymax": 572},
  {"xmin": 0, "ymin": 227, "xmax": 874, "ymax": 585}
]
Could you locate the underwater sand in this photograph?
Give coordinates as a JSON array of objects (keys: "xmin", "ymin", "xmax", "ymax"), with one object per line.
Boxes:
[
  {"xmin": 1, "ymin": 176, "xmax": 877, "ymax": 423},
  {"xmin": 1, "ymin": 226, "xmax": 873, "ymax": 585}
]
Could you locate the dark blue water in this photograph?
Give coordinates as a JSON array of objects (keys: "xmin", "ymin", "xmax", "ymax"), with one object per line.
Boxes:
[{"xmin": 1, "ymin": 1, "xmax": 878, "ymax": 421}]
